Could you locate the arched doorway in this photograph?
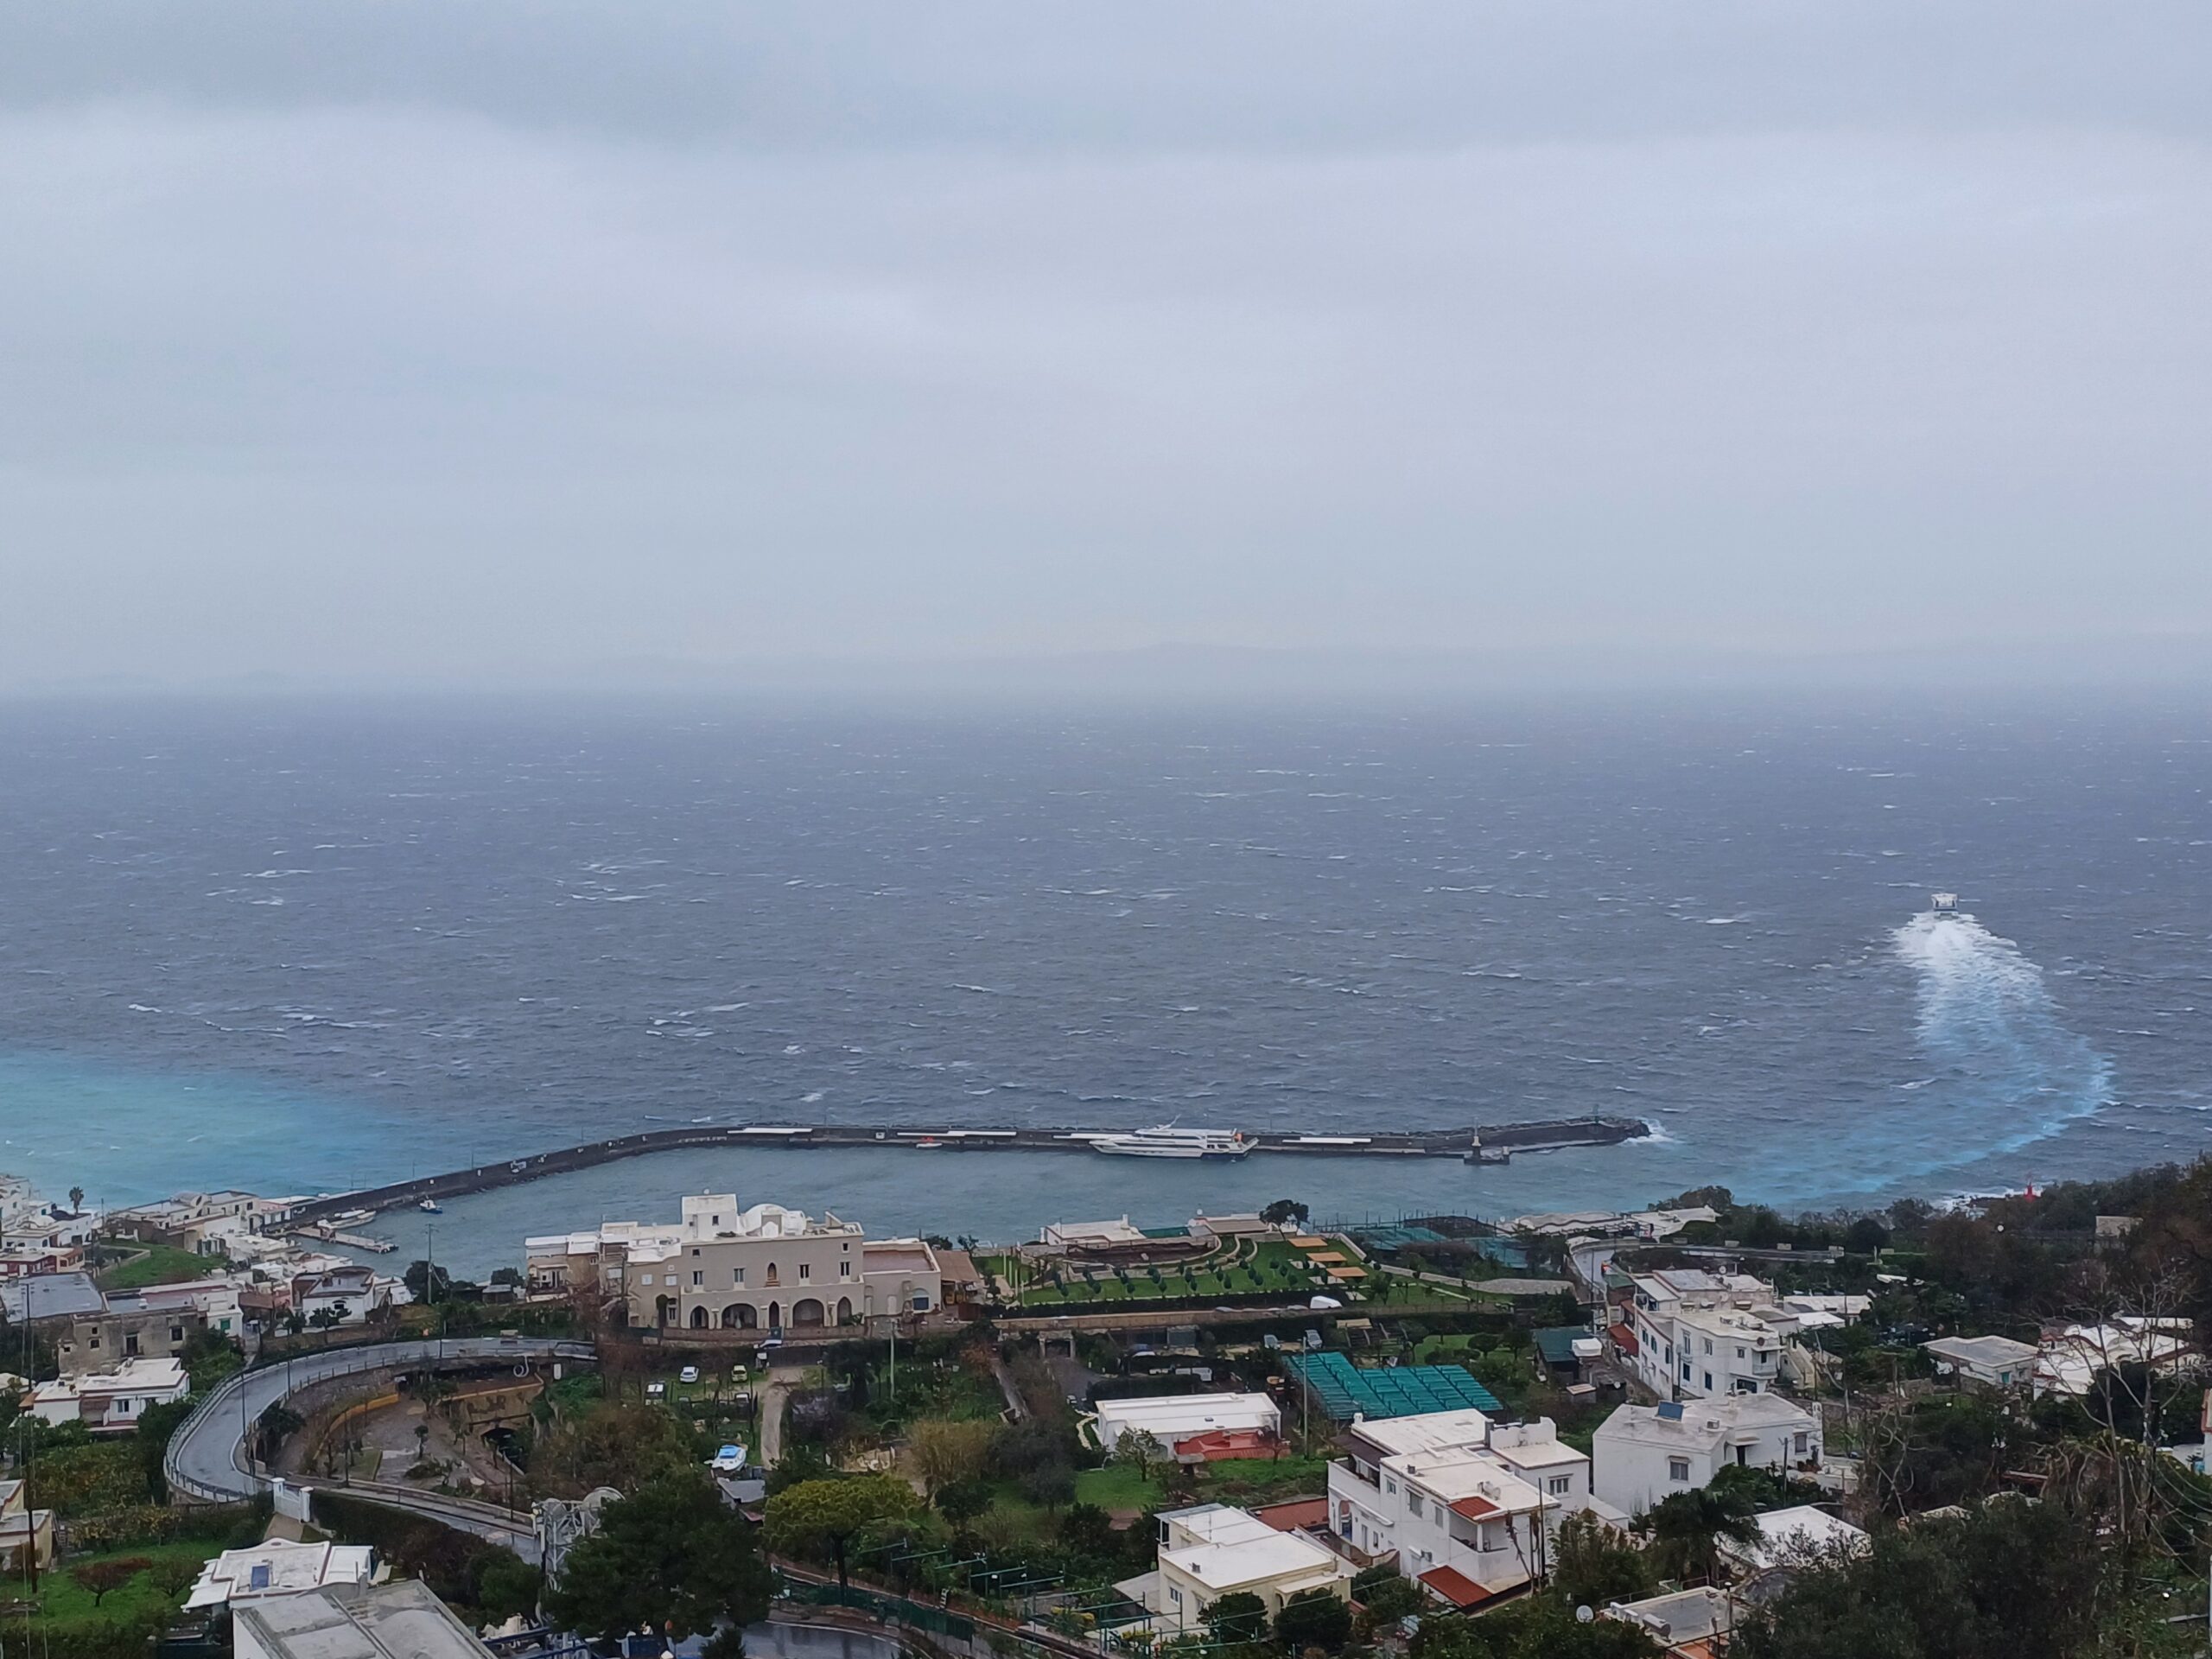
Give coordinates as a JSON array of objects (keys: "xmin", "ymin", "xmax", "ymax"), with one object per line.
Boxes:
[
  {"xmin": 655, "ymin": 1294, "xmax": 677, "ymax": 1326},
  {"xmin": 836, "ymin": 1297, "xmax": 854, "ymax": 1325},
  {"xmin": 721, "ymin": 1303, "xmax": 758, "ymax": 1329},
  {"xmin": 690, "ymin": 1305, "xmax": 709, "ymax": 1329},
  {"xmin": 767, "ymin": 1300, "xmax": 782, "ymax": 1332},
  {"xmin": 792, "ymin": 1298, "xmax": 825, "ymax": 1328}
]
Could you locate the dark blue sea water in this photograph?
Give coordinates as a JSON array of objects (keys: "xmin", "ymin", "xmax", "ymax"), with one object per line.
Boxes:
[{"xmin": 2, "ymin": 694, "xmax": 2206, "ymax": 1275}]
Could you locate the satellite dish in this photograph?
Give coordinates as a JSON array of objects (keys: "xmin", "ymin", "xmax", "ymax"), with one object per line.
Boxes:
[{"xmin": 1575, "ymin": 1606, "xmax": 1595, "ymax": 1624}]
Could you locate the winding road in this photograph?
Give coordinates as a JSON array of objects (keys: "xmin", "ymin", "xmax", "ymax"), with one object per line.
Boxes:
[{"xmin": 165, "ymin": 1337, "xmax": 595, "ymax": 1560}]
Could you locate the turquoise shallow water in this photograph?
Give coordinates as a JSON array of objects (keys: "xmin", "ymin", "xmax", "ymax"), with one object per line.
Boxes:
[{"xmin": 3, "ymin": 692, "xmax": 2208, "ymax": 1275}]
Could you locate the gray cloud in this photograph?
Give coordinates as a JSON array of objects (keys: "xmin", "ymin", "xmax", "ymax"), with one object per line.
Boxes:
[{"xmin": 3, "ymin": 3, "xmax": 2209, "ymax": 689}]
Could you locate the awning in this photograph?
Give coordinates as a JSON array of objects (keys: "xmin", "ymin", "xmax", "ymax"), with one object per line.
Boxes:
[{"xmin": 1417, "ymin": 1567, "xmax": 1498, "ymax": 1608}]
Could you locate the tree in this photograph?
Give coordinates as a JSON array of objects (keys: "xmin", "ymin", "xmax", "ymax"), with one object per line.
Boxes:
[
  {"xmin": 911, "ymin": 1418, "xmax": 995, "ymax": 1496},
  {"xmin": 68, "ymin": 1185, "xmax": 86, "ymax": 1214},
  {"xmin": 531, "ymin": 1402, "xmax": 695, "ymax": 1497},
  {"xmin": 1058, "ymin": 1502, "xmax": 1116, "ymax": 1560},
  {"xmin": 406, "ymin": 1260, "xmax": 454, "ymax": 1303},
  {"xmin": 1261, "ymin": 1200, "xmax": 1310, "ymax": 1229},
  {"xmin": 150, "ymin": 1556, "xmax": 202, "ymax": 1601},
  {"xmin": 473, "ymin": 1551, "xmax": 543, "ymax": 1623},
  {"xmin": 73, "ymin": 1558, "xmax": 152, "ymax": 1606},
  {"xmin": 1351, "ymin": 1573, "xmax": 1423, "ymax": 1631},
  {"xmin": 543, "ymin": 1473, "xmax": 772, "ymax": 1643},
  {"xmin": 1273, "ymin": 1588, "xmax": 1351, "ymax": 1654},
  {"xmin": 1637, "ymin": 1486, "xmax": 1762, "ymax": 1586},
  {"xmin": 1204, "ymin": 1591, "xmax": 1270, "ymax": 1644},
  {"xmin": 1114, "ymin": 1427, "xmax": 1166, "ymax": 1481},
  {"xmin": 763, "ymin": 1473, "xmax": 918, "ymax": 1586},
  {"xmin": 1733, "ymin": 1500, "xmax": 2099, "ymax": 1659},
  {"xmin": 936, "ymin": 1477, "xmax": 994, "ymax": 1523},
  {"xmin": 1551, "ymin": 1512, "xmax": 1652, "ymax": 1609}
]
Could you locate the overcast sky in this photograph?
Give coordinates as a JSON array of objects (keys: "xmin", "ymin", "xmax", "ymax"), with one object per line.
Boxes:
[{"xmin": 3, "ymin": 3, "xmax": 2209, "ymax": 690}]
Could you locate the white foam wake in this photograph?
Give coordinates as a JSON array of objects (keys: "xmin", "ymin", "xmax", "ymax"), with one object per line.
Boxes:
[{"xmin": 1891, "ymin": 910, "xmax": 2112, "ymax": 1162}]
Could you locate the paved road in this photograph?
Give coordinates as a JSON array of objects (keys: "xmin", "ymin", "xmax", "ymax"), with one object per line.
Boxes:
[
  {"xmin": 167, "ymin": 1337, "xmax": 594, "ymax": 1514},
  {"xmin": 756, "ymin": 1363, "xmax": 808, "ymax": 1468}
]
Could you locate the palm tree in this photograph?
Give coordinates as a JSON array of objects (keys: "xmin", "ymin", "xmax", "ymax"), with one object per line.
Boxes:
[
  {"xmin": 1638, "ymin": 1484, "xmax": 1764, "ymax": 1585},
  {"xmin": 69, "ymin": 1185, "xmax": 86, "ymax": 1215}
]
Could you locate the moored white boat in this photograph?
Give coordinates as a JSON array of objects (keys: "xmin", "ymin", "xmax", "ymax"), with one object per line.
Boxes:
[{"xmin": 1089, "ymin": 1125, "xmax": 1252, "ymax": 1160}]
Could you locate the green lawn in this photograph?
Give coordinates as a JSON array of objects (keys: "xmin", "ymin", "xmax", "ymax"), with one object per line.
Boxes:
[
  {"xmin": 1074, "ymin": 1464, "xmax": 1166, "ymax": 1512},
  {"xmin": 98, "ymin": 1245, "xmax": 223, "ymax": 1290},
  {"xmin": 25, "ymin": 1541, "xmax": 222, "ymax": 1630},
  {"xmin": 1204, "ymin": 1455, "xmax": 1332, "ymax": 1504}
]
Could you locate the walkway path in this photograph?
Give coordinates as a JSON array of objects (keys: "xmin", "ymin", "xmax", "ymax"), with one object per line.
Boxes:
[{"xmin": 166, "ymin": 1337, "xmax": 593, "ymax": 1558}]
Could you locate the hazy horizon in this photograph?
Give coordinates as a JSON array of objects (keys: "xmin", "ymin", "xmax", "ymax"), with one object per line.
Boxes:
[{"xmin": 6, "ymin": 3, "xmax": 2209, "ymax": 690}]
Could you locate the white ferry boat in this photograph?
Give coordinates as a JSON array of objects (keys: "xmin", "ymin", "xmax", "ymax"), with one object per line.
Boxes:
[
  {"xmin": 1931, "ymin": 891, "xmax": 1962, "ymax": 920},
  {"xmin": 1089, "ymin": 1125, "xmax": 1253, "ymax": 1160}
]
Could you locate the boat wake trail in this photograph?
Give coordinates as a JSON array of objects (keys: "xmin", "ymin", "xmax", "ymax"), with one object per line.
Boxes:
[{"xmin": 1891, "ymin": 911, "xmax": 2112, "ymax": 1172}]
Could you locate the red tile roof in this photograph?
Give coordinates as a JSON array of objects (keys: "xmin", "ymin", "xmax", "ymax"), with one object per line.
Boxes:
[
  {"xmin": 1449, "ymin": 1494, "xmax": 1503, "ymax": 1522},
  {"xmin": 1417, "ymin": 1567, "xmax": 1496, "ymax": 1608},
  {"xmin": 1609, "ymin": 1321, "xmax": 1639, "ymax": 1357},
  {"xmin": 1173, "ymin": 1428, "xmax": 1281, "ymax": 1463},
  {"xmin": 1252, "ymin": 1498, "xmax": 1331, "ymax": 1533}
]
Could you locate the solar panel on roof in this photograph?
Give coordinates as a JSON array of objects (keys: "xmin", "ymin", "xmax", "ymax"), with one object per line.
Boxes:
[
  {"xmin": 249, "ymin": 1564, "xmax": 272, "ymax": 1590},
  {"xmin": 1656, "ymin": 1402, "xmax": 1684, "ymax": 1421}
]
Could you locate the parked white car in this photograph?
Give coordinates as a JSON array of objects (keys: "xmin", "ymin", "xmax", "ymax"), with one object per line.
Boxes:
[{"xmin": 678, "ymin": 1365, "xmax": 701, "ymax": 1384}]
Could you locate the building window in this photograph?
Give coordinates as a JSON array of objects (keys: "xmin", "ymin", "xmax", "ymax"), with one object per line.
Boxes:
[
  {"xmin": 734, "ymin": 1268, "xmax": 747, "ymax": 1287},
  {"xmin": 1736, "ymin": 1347, "xmax": 1746, "ymax": 1359},
  {"xmin": 692, "ymin": 1271, "xmax": 703, "ymax": 1287},
  {"xmin": 1703, "ymin": 1338, "xmax": 1713, "ymax": 1355},
  {"xmin": 1406, "ymin": 1491, "xmax": 1423, "ymax": 1518},
  {"xmin": 1793, "ymin": 1433, "xmax": 1808, "ymax": 1456},
  {"xmin": 691, "ymin": 1248, "xmax": 701, "ymax": 1258},
  {"xmin": 1548, "ymin": 1476, "xmax": 1571, "ymax": 1496},
  {"xmin": 1167, "ymin": 1587, "xmax": 1182, "ymax": 1607},
  {"xmin": 840, "ymin": 1262, "xmax": 853, "ymax": 1280},
  {"xmin": 1669, "ymin": 1459, "xmax": 1690, "ymax": 1483},
  {"xmin": 766, "ymin": 1263, "xmax": 779, "ymax": 1286},
  {"xmin": 1703, "ymin": 1372, "xmax": 1714, "ymax": 1391},
  {"xmin": 799, "ymin": 1264, "xmax": 811, "ymax": 1282},
  {"xmin": 1384, "ymin": 1478, "xmax": 1397, "ymax": 1496},
  {"xmin": 170, "ymin": 1325, "xmax": 186, "ymax": 1342}
]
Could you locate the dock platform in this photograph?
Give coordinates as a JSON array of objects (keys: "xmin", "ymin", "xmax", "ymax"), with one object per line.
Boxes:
[{"xmin": 283, "ymin": 1114, "xmax": 1647, "ymax": 1228}]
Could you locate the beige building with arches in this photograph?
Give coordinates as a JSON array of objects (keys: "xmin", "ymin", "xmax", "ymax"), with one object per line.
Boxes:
[{"xmin": 526, "ymin": 1193, "xmax": 939, "ymax": 1333}]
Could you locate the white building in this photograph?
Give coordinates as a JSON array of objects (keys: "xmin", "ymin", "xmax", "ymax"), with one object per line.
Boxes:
[
  {"xmin": 1592, "ymin": 1395, "xmax": 1820, "ymax": 1517},
  {"xmin": 295, "ymin": 1266, "xmax": 396, "ymax": 1326},
  {"xmin": 24, "ymin": 1357, "xmax": 190, "ymax": 1433},
  {"xmin": 1622, "ymin": 1269, "xmax": 1803, "ymax": 1402},
  {"xmin": 2035, "ymin": 1319, "xmax": 2196, "ymax": 1398},
  {"xmin": 1040, "ymin": 1217, "xmax": 1151, "ymax": 1250},
  {"xmin": 527, "ymin": 1193, "xmax": 938, "ymax": 1332},
  {"xmin": 232, "ymin": 1580, "xmax": 494, "ymax": 1659},
  {"xmin": 1719, "ymin": 1505, "xmax": 1868, "ymax": 1574},
  {"xmin": 1923, "ymin": 1335, "xmax": 2039, "ymax": 1391},
  {"xmin": 1096, "ymin": 1393, "xmax": 1281, "ymax": 1458},
  {"xmin": 1602, "ymin": 1586, "xmax": 1739, "ymax": 1655},
  {"xmin": 185, "ymin": 1541, "xmax": 382, "ymax": 1610},
  {"xmin": 1325, "ymin": 1408, "xmax": 1593, "ymax": 1606},
  {"xmin": 1132, "ymin": 1504, "xmax": 1347, "ymax": 1627}
]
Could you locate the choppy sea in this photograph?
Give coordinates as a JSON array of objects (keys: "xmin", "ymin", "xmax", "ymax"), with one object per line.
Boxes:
[{"xmin": 1, "ymin": 693, "xmax": 2205, "ymax": 1276}]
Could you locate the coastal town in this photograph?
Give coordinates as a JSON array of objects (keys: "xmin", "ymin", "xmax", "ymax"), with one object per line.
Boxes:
[{"xmin": 6, "ymin": 1154, "xmax": 2210, "ymax": 1659}]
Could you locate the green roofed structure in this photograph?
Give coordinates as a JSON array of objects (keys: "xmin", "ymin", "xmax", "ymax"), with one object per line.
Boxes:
[{"xmin": 1282, "ymin": 1351, "xmax": 1503, "ymax": 1421}]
